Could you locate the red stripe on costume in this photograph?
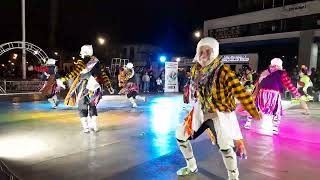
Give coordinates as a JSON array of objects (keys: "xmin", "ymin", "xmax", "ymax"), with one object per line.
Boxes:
[
  {"xmin": 34, "ymin": 66, "xmax": 49, "ymax": 72},
  {"xmin": 281, "ymin": 71, "xmax": 300, "ymax": 96}
]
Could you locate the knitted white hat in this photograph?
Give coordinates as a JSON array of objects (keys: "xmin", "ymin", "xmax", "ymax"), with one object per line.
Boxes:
[
  {"xmin": 126, "ymin": 62, "xmax": 134, "ymax": 69},
  {"xmin": 270, "ymin": 58, "xmax": 283, "ymax": 69},
  {"xmin": 80, "ymin": 45, "xmax": 93, "ymax": 58},
  {"xmin": 194, "ymin": 37, "xmax": 219, "ymax": 62}
]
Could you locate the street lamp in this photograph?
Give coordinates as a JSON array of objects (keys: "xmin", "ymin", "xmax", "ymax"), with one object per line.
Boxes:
[
  {"xmin": 22, "ymin": 0, "xmax": 26, "ymax": 79},
  {"xmin": 72, "ymin": 57, "xmax": 75, "ymax": 60},
  {"xmin": 98, "ymin": 37, "xmax": 106, "ymax": 45},
  {"xmin": 54, "ymin": 52, "xmax": 58, "ymax": 56},
  {"xmin": 194, "ymin": 31, "xmax": 201, "ymax": 39},
  {"xmin": 176, "ymin": 57, "xmax": 181, "ymax": 62},
  {"xmin": 13, "ymin": 54, "xmax": 18, "ymax": 60}
]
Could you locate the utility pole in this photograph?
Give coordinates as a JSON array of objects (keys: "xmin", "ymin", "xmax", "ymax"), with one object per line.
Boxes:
[{"xmin": 22, "ymin": 0, "xmax": 26, "ymax": 79}]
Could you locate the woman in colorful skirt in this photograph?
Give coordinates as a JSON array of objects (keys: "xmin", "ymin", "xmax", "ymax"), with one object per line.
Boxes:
[
  {"xmin": 244, "ymin": 58, "xmax": 301, "ymax": 135},
  {"xmin": 118, "ymin": 63, "xmax": 146, "ymax": 108},
  {"xmin": 38, "ymin": 58, "xmax": 62, "ymax": 109}
]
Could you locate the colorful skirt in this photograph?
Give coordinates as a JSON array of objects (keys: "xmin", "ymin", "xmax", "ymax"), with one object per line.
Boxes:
[
  {"xmin": 119, "ymin": 82, "xmax": 139, "ymax": 95},
  {"xmin": 40, "ymin": 75, "xmax": 59, "ymax": 98},
  {"xmin": 256, "ymin": 89, "xmax": 283, "ymax": 116}
]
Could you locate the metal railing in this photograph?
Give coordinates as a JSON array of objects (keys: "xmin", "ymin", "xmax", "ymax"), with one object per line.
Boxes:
[
  {"xmin": 110, "ymin": 58, "xmax": 129, "ymax": 77},
  {"xmin": 0, "ymin": 160, "xmax": 21, "ymax": 180},
  {"xmin": 0, "ymin": 80, "xmax": 45, "ymax": 94}
]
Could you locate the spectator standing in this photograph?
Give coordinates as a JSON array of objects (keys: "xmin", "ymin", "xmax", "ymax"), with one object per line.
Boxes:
[{"xmin": 142, "ymin": 72, "xmax": 150, "ymax": 93}]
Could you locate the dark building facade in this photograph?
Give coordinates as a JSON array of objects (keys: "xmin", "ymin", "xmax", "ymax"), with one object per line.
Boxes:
[{"xmin": 204, "ymin": 0, "xmax": 320, "ymax": 71}]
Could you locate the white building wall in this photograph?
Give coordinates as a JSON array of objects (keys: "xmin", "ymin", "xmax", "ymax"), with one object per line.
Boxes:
[{"xmin": 204, "ymin": 1, "xmax": 320, "ymax": 33}]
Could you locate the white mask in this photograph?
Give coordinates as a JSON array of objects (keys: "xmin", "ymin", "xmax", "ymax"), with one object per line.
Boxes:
[
  {"xmin": 194, "ymin": 37, "xmax": 219, "ymax": 66},
  {"xmin": 198, "ymin": 46, "xmax": 215, "ymax": 67}
]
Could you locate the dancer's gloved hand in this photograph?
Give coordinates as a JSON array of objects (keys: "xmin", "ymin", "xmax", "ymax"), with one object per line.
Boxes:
[
  {"xmin": 108, "ymin": 88, "xmax": 115, "ymax": 95},
  {"xmin": 91, "ymin": 56, "xmax": 98, "ymax": 61},
  {"xmin": 235, "ymin": 139, "xmax": 247, "ymax": 160},
  {"xmin": 56, "ymin": 79, "xmax": 66, "ymax": 89}
]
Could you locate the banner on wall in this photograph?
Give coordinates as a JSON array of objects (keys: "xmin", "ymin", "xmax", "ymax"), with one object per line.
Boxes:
[
  {"xmin": 221, "ymin": 53, "xmax": 258, "ymax": 71},
  {"xmin": 164, "ymin": 62, "xmax": 178, "ymax": 92},
  {"xmin": 221, "ymin": 55, "xmax": 250, "ymax": 63}
]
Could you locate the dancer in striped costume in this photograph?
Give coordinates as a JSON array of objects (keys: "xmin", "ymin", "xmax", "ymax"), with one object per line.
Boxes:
[
  {"xmin": 176, "ymin": 37, "xmax": 260, "ymax": 180},
  {"xmin": 57, "ymin": 45, "xmax": 114, "ymax": 133}
]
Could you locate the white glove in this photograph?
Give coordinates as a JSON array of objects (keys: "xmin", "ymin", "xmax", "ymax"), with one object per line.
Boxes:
[
  {"xmin": 109, "ymin": 88, "xmax": 115, "ymax": 95},
  {"xmin": 303, "ymin": 87, "xmax": 308, "ymax": 94},
  {"xmin": 44, "ymin": 72, "xmax": 50, "ymax": 78},
  {"xmin": 56, "ymin": 79, "xmax": 66, "ymax": 89},
  {"xmin": 80, "ymin": 68, "xmax": 89, "ymax": 74}
]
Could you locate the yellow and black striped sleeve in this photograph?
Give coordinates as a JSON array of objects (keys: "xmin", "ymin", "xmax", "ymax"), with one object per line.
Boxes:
[
  {"xmin": 60, "ymin": 60, "xmax": 86, "ymax": 82},
  {"xmin": 222, "ymin": 65, "xmax": 259, "ymax": 119},
  {"xmin": 190, "ymin": 64, "xmax": 197, "ymax": 80},
  {"xmin": 99, "ymin": 64, "xmax": 114, "ymax": 93},
  {"xmin": 125, "ymin": 69, "xmax": 133, "ymax": 81}
]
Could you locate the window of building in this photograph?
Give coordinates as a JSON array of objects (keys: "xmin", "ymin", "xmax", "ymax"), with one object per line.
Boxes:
[
  {"xmin": 238, "ymin": 0, "xmax": 312, "ymax": 13},
  {"xmin": 284, "ymin": 0, "xmax": 310, "ymax": 6},
  {"xmin": 122, "ymin": 48, "xmax": 127, "ymax": 58},
  {"xmin": 129, "ymin": 47, "xmax": 135, "ymax": 60},
  {"xmin": 208, "ymin": 13, "xmax": 320, "ymax": 40},
  {"xmin": 274, "ymin": 0, "xmax": 284, "ymax": 8},
  {"xmin": 263, "ymin": 0, "xmax": 274, "ymax": 9}
]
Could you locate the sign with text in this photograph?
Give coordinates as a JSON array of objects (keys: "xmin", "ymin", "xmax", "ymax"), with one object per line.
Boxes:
[
  {"xmin": 164, "ymin": 62, "xmax": 178, "ymax": 92},
  {"xmin": 221, "ymin": 55, "xmax": 250, "ymax": 64},
  {"xmin": 284, "ymin": 3, "xmax": 307, "ymax": 12}
]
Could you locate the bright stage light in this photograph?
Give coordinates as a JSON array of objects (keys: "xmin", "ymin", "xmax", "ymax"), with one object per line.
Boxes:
[
  {"xmin": 98, "ymin": 37, "xmax": 105, "ymax": 45},
  {"xmin": 160, "ymin": 56, "xmax": 166, "ymax": 63},
  {"xmin": 194, "ymin": 31, "xmax": 201, "ymax": 38}
]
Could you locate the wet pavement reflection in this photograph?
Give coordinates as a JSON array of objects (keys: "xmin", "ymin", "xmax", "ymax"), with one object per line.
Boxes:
[{"xmin": 0, "ymin": 94, "xmax": 319, "ymax": 180}]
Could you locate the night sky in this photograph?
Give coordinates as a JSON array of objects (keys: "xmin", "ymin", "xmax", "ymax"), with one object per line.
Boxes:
[{"xmin": 0, "ymin": 0, "xmax": 238, "ymax": 58}]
